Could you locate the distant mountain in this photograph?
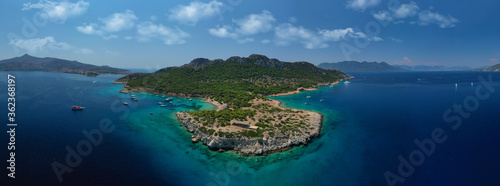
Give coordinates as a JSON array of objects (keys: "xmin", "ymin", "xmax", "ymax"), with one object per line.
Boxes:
[
  {"xmin": 318, "ymin": 61, "xmax": 405, "ymax": 72},
  {"xmin": 394, "ymin": 65, "xmax": 475, "ymax": 71},
  {"xmin": 0, "ymin": 54, "xmax": 128, "ymax": 76},
  {"xmin": 478, "ymin": 64, "xmax": 500, "ymax": 72}
]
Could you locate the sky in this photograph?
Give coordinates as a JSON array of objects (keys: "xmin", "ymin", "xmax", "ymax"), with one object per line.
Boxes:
[{"xmin": 0, "ymin": 0, "xmax": 499, "ymax": 69}]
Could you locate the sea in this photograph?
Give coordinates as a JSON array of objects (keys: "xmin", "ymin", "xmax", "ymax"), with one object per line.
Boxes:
[{"xmin": 1, "ymin": 71, "xmax": 500, "ymax": 186}]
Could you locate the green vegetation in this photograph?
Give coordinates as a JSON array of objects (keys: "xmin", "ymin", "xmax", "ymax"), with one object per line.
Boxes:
[{"xmin": 123, "ymin": 54, "xmax": 347, "ymax": 108}]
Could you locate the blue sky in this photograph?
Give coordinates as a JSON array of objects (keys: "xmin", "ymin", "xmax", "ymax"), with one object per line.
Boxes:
[{"xmin": 1, "ymin": 0, "xmax": 499, "ymax": 69}]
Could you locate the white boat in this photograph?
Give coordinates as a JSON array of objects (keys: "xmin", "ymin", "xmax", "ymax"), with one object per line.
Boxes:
[
  {"xmin": 320, "ymin": 99, "xmax": 324, "ymax": 102},
  {"xmin": 344, "ymin": 81, "xmax": 351, "ymax": 84},
  {"xmin": 123, "ymin": 102, "xmax": 128, "ymax": 105},
  {"xmin": 160, "ymin": 104, "xmax": 166, "ymax": 107},
  {"xmin": 177, "ymin": 100, "xmax": 181, "ymax": 103},
  {"xmin": 304, "ymin": 102, "xmax": 307, "ymax": 105},
  {"xmin": 306, "ymin": 96, "xmax": 311, "ymax": 99},
  {"xmin": 162, "ymin": 96, "xmax": 165, "ymax": 98},
  {"xmin": 455, "ymin": 83, "xmax": 458, "ymax": 87},
  {"xmin": 158, "ymin": 102, "xmax": 163, "ymax": 105},
  {"xmin": 471, "ymin": 82, "xmax": 474, "ymax": 86},
  {"xmin": 189, "ymin": 98, "xmax": 192, "ymax": 101},
  {"xmin": 92, "ymin": 81, "xmax": 96, "ymax": 83},
  {"xmin": 165, "ymin": 97, "xmax": 173, "ymax": 101}
]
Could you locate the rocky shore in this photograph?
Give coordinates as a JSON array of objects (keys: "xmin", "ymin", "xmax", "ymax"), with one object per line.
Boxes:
[{"xmin": 176, "ymin": 111, "xmax": 323, "ymax": 155}]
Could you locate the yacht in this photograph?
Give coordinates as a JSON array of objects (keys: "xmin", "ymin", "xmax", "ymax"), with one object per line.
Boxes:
[
  {"xmin": 72, "ymin": 106, "xmax": 84, "ymax": 111},
  {"xmin": 123, "ymin": 102, "xmax": 129, "ymax": 105},
  {"xmin": 344, "ymin": 81, "xmax": 351, "ymax": 84}
]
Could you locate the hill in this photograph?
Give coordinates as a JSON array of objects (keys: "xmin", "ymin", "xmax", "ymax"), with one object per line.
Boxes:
[
  {"xmin": 0, "ymin": 54, "xmax": 128, "ymax": 76},
  {"xmin": 117, "ymin": 54, "xmax": 350, "ymax": 107},
  {"xmin": 318, "ymin": 61, "xmax": 405, "ymax": 72},
  {"xmin": 480, "ymin": 64, "xmax": 500, "ymax": 72}
]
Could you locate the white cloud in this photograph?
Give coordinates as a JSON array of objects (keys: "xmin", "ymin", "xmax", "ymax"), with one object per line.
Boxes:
[
  {"xmin": 346, "ymin": 0, "xmax": 381, "ymax": 12},
  {"xmin": 208, "ymin": 25, "xmax": 238, "ymax": 39},
  {"xmin": 9, "ymin": 36, "xmax": 93, "ymax": 54},
  {"xmin": 168, "ymin": 0, "xmax": 223, "ymax": 26},
  {"xmin": 76, "ymin": 23, "xmax": 102, "ymax": 35},
  {"xmin": 274, "ymin": 23, "xmax": 328, "ymax": 49},
  {"xmin": 76, "ymin": 10, "xmax": 138, "ymax": 40},
  {"xmin": 371, "ymin": 2, "xmax": 458, "ymax": 29},
  {"xmin": 136, "ymin": 21, "xmax": 190, "ymax": 45},
  {"xmin": 372, "ymin": 10, "xmax": 393, "ymax": 22},
  {"xmin": 388, "ymin": 36, "xmax": 403, "ymax": 43},
  {"xmin": 124, "ymin": 36, "xmax": 134, "ymax": 40},
  {"xmin": 392, "ymin": 1, "xmax": 419, "ymax": 19},
  {"xmin": 9, "ymin": 36, "xmax": 69, "ymax": 53},
  {"xmin": 22, "ymin": 0, "xmax": 89, "ymax": 23},
  {"xmin": 372, "ymin": 2, "xmax": 418, "ymax": 23},
  {"xmin": 233, "ymin": 10, "xmax": 276, "ymax": 35},
  {"xmin": 274, "ymin": 23, "xmax": 382, "ymax": 49},
  {"xmin": 98, "ymin": 10, "xmax": 138, "ymax": 32},
  {"xmin": 418, "ymin": 10, "xmax": 459, "ymax": 28},
  {"xmin": 261, "ymin": 39, "xmax": 270, "ymax": 44}
]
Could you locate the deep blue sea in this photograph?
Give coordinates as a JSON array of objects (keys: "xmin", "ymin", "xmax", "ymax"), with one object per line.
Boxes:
[{"xmin": 1, "ymin": 71, "xmax": 500, "ymax": 186}]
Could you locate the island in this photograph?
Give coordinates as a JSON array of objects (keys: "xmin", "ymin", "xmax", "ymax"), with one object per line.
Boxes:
[
  {"xmin": 115, "ymin": 54, "xmax": 351, "ymax": 155},
  {"xmin": 474, "ymin": 63, "xmax": 500, "ymax": 72},
  {"xmin": 319, "ymin": 61, "xmax": 405, "ymax": 72},
  {"xmin": 0, "ymin": 54, "xmax": 129, "ymax": 76}
]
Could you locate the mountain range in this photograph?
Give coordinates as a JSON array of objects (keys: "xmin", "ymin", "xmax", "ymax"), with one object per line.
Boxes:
[{"xmin": 0, "ymin": 54, "xmax": 128, "ymax": 76}]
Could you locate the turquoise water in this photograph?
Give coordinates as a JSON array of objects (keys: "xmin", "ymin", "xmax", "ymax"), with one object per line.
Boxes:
[{"xmin": 2, "ymin": 71, "xmax": 500, "ymax": 185}]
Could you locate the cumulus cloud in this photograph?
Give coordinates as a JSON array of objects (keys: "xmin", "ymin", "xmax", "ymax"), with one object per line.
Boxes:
[
  {"xmin": 371, "ymin": 2, "xmax": 458, "ymax": 29},
  {"xmin": 346, "ymin": 0, "xmax": 381, "ymax": 12},
  {"xmin": 136, "ymin": 21, "xmax": 190, "ymax": 45},
  {"xmin": 208, "ymin": 25, "xmax": 238, "ymax": 39},
  {"xmin": 490, "ymin": 59, "xmax": 498, "ymax": 63},
  {"xmin": 168, "ymin": 0, "xmax": 223, "ymax": 26},
  {"xmin": 76, "ymin": 10, "xmax": 138, "ymax": 39},
  {"xmin": 9, "ymin": 36, "xmax": 93, "ymax": 54},
  {"xmin": 372, "ymin": 2, "xmax": 419, "ymax": 23},
  {"xmin": 372, "ymin": 10, "xmax": 393, "ymax": 22},
  {"xmin": 274, "ymin": 23, "xmax": 327, "ymax": 49},
  {"xmin": 274, "ymin": 23, "xmax": 382, "ymax": 49},
  {"xmin": 98, "ymin": 10, "xmax": 138, "ymax": 32},
  {"xmin": 418, "ymin": 10, "xmax": 459, "ymax": 28},
  {"xmin": 22, "ymin": 0, "xmax": 89, "ymax": 23},
  {"xmin": 392, "ymin": 1, "xmax": 419, "ymax": 19},
  {"xmin": 208, "ymin": 10, "xmax": 276, "ymax": 44},
  {"xmin": 233, "ymin": 10, "xmax": 276, "ymax": 35}
]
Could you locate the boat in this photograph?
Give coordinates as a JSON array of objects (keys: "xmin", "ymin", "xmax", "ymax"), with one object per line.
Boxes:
[
  {"xmin": 344, "ymin": 81, "xmax": 351, "ymax": 84},
  {"xmin": 304, "ymin": 102, "xmax": 307, "ymax": 105},
  {"xmin": 306, "ymin": 96, "xmax": 311, "ymax": 99},
  {"xmin": 320, "ymin": 99, "xmax": 324, "ymax": 102},
  {"xmin": 132, "ymin": 97, "xmax": 138, "ymax": 101},
  {"xmin": 72, "ymin": 106, "xmax": 84, "ymax": 111},
  {"xmin": 123, "ymin": 102, "xmax": 129, "ymax": 105},
  {"xmin": 177, "ymin": 100, "xmax": 181, "ymax": 103},
  {"xmin": 150, "ymin": 112, "xmax": 153, "ymax": 115},
  {"xmin": 160, "ymin": 104, "xmax": 166, "ymax": 107},
  {"xmin": 165, "ymin": 97, "xmax": 173, "ymax": 101},
  {"xmin": 169, "ymin": 101, "xmax": 173, "ymax": 104},
  {"xmin": 471, "ymin": 82, "xmax": 474, "ymax": 86},
  {"xmin": 455, "ymin": 83, "xmax": 458, "ymax": 87},
  {"xmin": 162, "ymin": 96, "xmax": 165, "ymax": 98},
  {"xmin": 189, "ymin": 98, "xmax": 192, "ymax": 101},
  {"xmin": 158, "ymin": 102, "xmax": 163, "ymax": 105},
  {"xmin": 92, "ymin": 81, "xmax": 96, "ymax": 83}
]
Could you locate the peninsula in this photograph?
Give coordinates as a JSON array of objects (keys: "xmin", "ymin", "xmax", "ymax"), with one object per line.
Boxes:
[
  {"xmin": 115, "ymin": 54, "xmax": 351, "ymax": 155},
  {"xmin": 0, "ymin": 54, "xmax": 128, "ymax": 76}
]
